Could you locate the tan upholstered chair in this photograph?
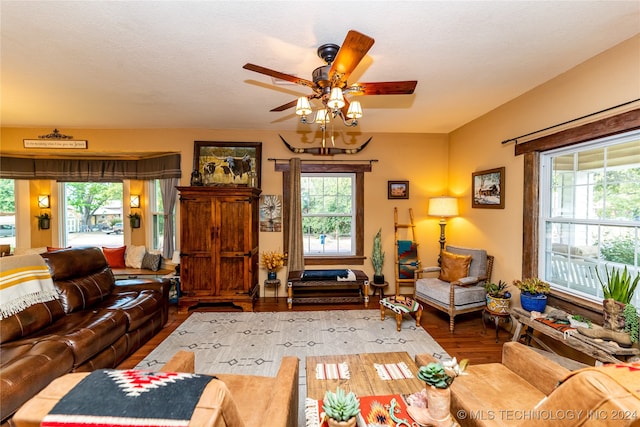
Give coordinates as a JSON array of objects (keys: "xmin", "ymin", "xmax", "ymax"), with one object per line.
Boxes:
[{"xmin": 413, "ymin": 245, "xmax": 494, "ymax": 332}]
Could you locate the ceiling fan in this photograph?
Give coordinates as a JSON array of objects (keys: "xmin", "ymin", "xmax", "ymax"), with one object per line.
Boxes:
[{"xmin": 243, "ymin": 29, "xmax": 418, "ymax": 126}]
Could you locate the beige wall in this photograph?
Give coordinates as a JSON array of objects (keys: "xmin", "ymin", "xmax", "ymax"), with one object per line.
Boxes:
[
  {"xmin": 2, "ymin": 34, "xmax": 638, "ymax": 295},
  {"xmin": 447, "ymin": 34, "xmax": 640, "ymax": 287}
]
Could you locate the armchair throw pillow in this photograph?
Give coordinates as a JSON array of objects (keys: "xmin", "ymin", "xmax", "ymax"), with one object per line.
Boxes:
[
  {"xmin": 125, "ymin": 245, "xmax": 146, "ymax": 269},
  {"xmin": 438, "ymin": 251, "xmax": 472, "ymax": 283},
  {"xmin": 141, "ymin": 252, "xmax": 162, "ymax": 271},
  {"xmin": 103, "ymin": 246, "xmax": 127, "ymax": 268}
]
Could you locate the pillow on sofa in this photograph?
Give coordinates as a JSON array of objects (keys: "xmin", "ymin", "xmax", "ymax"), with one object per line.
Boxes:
[
  {"xmin": 103, "ymin": 246, "xmax": 126, "ymax": 268},
  {"xmin": 438, "ymin": 251, "xmax": 472, "ymax": 283},
  {"xmin": 125, "ymin": 245, "xmax": 146, "ymax": 269},
  {"xmin": 141, "ymin": 252, "xmax": 162, "ymax": 271}
]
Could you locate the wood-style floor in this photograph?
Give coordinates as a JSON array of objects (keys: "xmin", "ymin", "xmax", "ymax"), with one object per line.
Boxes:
[{"xmin": 119, "ymin": 295, "xmax": 506, "ymax": 369}]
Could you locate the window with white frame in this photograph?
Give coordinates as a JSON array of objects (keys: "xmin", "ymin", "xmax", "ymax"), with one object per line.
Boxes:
[
  {"xmin": 148, "ymin": 179, "xmax": 174, "ymax": 253},
  {"xmin": 539, "ymin": 130, "xmax": 640, "ymax": 308},
  {"xmin": 301, "ymin": 173, "xmax": 355, "ymax": 256}
]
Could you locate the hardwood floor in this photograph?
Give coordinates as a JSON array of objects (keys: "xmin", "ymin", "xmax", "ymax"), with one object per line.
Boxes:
[{"xmin": 119, "ymin": 296, "xmax": 506, "ymax": 369}]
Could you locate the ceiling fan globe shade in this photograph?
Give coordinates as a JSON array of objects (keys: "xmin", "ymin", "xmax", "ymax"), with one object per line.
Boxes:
[
  {"xmin": 295, "ymin": 97, "xmax": 312, "ymax": 116},
  {"xmin": 347, "ymin": 100, "xmax": 363, "ymax": 119},
  {"xmin": 315, "ymin": 109, "xmax": 330, "ymax": 124},
  {"xmin": 327, "ymin": 88, "xmax": 345, "ymax": 109}
]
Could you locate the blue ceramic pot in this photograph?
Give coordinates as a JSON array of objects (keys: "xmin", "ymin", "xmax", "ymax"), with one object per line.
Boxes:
[{"xmin": 520, "ymin": 292, "xmax": 547, "ymax": 312}]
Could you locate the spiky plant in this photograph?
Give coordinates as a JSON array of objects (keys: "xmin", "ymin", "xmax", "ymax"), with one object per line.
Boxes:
[
  {"xmin": 596, "ymin": 265, "xmax": 640, "ymax": 304},
  {"xmin": 322, "ymin": 387, "xmax": 360, "ymax": 422},
  {"xmin": 417, "ymin": 362, "xmax": 453, "ymax": 389},
  {"xmin": 371, "ymin": 228, "xmax": 384, "ymax": 276}
]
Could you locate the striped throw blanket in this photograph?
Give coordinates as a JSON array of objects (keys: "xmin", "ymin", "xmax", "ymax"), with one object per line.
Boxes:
[{"xmin": 0, "ymin": 254, "xmax": 58, "ymax": 319}]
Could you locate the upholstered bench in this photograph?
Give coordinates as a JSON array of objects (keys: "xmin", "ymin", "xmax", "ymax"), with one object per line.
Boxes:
[
  {"xmin": 380, "ymin": 295, "xmax": 423, "ymax": 331},
  {"xmin": 286, "ymin": 269, "xmax": 369, "ymax": 309}
]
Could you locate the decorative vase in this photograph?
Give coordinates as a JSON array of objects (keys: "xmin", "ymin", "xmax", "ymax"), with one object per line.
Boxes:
[
  {"xmin": 327, "ymin": 417, "xmax": 357, "ymax": 427},
  {"xmin": 520, "ymin": 292, "xmax": 547, "ymax": 312},
  {"xmin": 373, "ymin": 274, "xmax": 385, "ymax": 285},
  {"xmin": 602, "ymin": 298, "xmax": 626, "ymax": 332},
  {"xmin": 486, "ymin": 296, "xmax": 510, "ymax": 314},
  {"xmin": 426, "ymin": 386, "xmax": 451, "ymax": 421},
  {"xmin": 267, "ymin": 271, "xmax": 277, "ymax": 280}
]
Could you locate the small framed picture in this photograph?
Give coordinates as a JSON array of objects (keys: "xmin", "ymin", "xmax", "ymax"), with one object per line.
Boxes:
[
  {"xmin": 472, "ymin": 167, "xmax": 505, "ymax": 209},
  {"xmin": 388, "ymin": 181, "xmax": 409, "ymax": 199}
]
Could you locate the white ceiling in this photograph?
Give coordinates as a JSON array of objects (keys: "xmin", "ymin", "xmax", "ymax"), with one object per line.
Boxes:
[{"xmin": 2, "ymin": 1, "xmax": 639, "ymax": 135}]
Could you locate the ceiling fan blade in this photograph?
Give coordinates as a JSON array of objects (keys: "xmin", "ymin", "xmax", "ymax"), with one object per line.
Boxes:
[
  {"xmin": 270, "ymin": 94, "xmax": 321, "ymax": 112},
  {"xmin": 329, "ymin": 30, "xmax": 375, "ymax": 87},
  {"xmin": 348, "ymin": 81, "xmax": 418, "ymax": 96},
  {"xmin": 243, "ymin": 63, "xmax": 316, "ymax": 89}
]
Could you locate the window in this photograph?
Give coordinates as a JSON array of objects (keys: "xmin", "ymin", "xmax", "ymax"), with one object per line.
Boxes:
[
  {"xmin": 280, "ymin": 162, "xmax": 369, "ymax": 265},
  {"xmin": 539, "ymin": 130, "xmax": 640, "ymax": 307},
  {"xmin": 0, "ymin": 179, "xmax": 16, "ymax": 251},
  {"xmin": 60, "ymin": 182, "xmax": 124, "ymax": 247},
  {"xmin": 301, "ymin": 173, "xmax": 355, "ymax": 256},
  {"xmin": 148, "ymin": 179, "xmax": 173, "ymax": 253}
]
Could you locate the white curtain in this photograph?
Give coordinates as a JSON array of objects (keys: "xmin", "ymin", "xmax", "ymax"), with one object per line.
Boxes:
[
  {"xmin": 160, "ymin": 177, "xmax": 179, "ymax": 259},
  {"xmin": 287, "ymin": 158, "xmax": 304, "ymax": 272}
]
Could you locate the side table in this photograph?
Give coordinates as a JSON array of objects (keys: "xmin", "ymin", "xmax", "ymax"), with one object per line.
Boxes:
[
  {"xmin": 482, "ymin": 308, "xmax": 511, "ymax": 343},
  {"xmin": 263, "ymin": 278, "xmax": 281, "ymax": 300},
  {"xmin": 369, "ymin": 280, "xmax": 388, "ymax": 299}
]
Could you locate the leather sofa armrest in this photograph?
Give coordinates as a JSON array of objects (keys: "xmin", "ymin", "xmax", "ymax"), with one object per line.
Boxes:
[
  {"xmin": 262, "ymin": 356, "xmax": 300, "ymax": 427},
  {"xmin": 502, "ymin": 342, "xmax": 569, "ymax": 396},
  {"xmin": 114, "ymin": 278, "xmax": 172, "ymax": 295}
]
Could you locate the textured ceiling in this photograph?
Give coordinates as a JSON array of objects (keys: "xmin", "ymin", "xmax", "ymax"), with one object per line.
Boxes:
[{"xmin": 1, "ymin": 1, "xmax": 639, "ymax": 134}]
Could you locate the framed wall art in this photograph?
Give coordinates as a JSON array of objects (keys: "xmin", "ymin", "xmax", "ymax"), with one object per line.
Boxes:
[
  {"xmin": 472, "ymin": 167, "xmax": 505, "ymax": 209},
  {"xmin": 259, "ymin": 195, "xmax": 282, "ymax": 232},
  {"xmin": 388, "ymin": 181, "xmax": 409, "ymax": 199},
  {"xmin": 193, "ymin": 141, "xmax": 262, "ymax": 187}
]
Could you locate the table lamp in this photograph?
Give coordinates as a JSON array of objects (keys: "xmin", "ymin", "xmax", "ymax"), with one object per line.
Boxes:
[{"xmin": 428, "ymin": 197, "xmax": 459, "ymax": 255}]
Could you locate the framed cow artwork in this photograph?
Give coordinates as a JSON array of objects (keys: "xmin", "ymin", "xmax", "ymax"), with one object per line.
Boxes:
[
  {"xmin": 193, "ymin": 141, "xmax": 262, "ymax": 187},
  {"xmin": 472, "ymin": 167, "xmax": 505, "ymax": 209}
]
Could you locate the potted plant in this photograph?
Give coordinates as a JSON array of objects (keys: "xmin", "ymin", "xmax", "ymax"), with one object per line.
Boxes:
[
  {"xmin": 35, "ymin": 212, "xmax": 50, "ymax": 230},
  {"xmin": 322, "ymin": 387, "xmax": 360, "ymax": 427},
  {"xmin": 416, "ymin": 359, "xmax": 468, "ymax": 422},
  {"xmin": 260, "ymin": 250, "xmax": 285, "ymax": 280},
  {"xmin": 484, "ymin": 280, "xmax": 511, "ymax": 314},
  {"xmin": 513, "ymin": 277, "xmax": 550, "ymax": 312},
  {"xmin": 596, "ymin": 265, "xmax": 639, "ymax": 342},
  {"xmin": 128, "ymin": 212, "xmax": 141, "ymax": 228},
  {"xmin": 371, "ymin": 228, "xmax": 385, "ymax": 284}
]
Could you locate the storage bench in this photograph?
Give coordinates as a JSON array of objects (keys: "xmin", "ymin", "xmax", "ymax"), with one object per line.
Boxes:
[{"xmin": 286, "ymin": 269, "xmax": 369, "ymax": 309}]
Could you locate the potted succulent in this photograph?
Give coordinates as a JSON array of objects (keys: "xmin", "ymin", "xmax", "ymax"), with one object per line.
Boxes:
[
  {"xmin": 484, "ymin": 280, "xmax": 511, "ymax": 314},
  {"xmin": 416, "ymin": 359, "xmax": 468, "ymax": 422},
  {"xmin": 322, "ymin": 387, "xmax": 360, "ymax": 427},
  {"xmin": 371, "ymin": 228, "xmax": 385, "ymax": 284},
  {"xmin": 35, "ymin": 212, "xmax": 51, "ymax": 230},
  {"xmin": 513, "ymin": 277, "xmax": 550, "ymax": 312},
  {"xmin": 596, "ymin": 265, "xmax": 639, "ymax": 342},
  {"xmin": 128, "ymin": 212, "xmax": 141, "ymax": 228}
]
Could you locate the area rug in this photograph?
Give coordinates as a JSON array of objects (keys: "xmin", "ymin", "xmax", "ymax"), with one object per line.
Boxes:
[{"xmin": 136, "ymin": 309, "xmax": 449, "ymax": 424}]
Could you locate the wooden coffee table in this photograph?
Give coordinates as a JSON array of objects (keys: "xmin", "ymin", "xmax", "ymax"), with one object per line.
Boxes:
[{"xmin": 306, "ymin": 351, "xmax": 425, "ymax": 400}]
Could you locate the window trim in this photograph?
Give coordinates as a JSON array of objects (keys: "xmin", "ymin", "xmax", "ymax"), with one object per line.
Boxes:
[{"xmin": 277, "ymin": 162, "xmax": 370, "ymax": 266}]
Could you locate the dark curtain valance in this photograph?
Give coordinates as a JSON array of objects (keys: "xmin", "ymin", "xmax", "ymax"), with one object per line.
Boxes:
[{"xmin": 0, "ymin": 154, "xmax": 181, "ymax": 181}]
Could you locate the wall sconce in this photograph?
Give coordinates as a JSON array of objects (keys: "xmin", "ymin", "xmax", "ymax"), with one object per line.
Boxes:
[
  {"xmin": 38, "ymin": 194, "xmax": 50, "ymax": 209},
  {"xmin": 130, "ymin": 195, "xmax": 140, "ymax": 208}
]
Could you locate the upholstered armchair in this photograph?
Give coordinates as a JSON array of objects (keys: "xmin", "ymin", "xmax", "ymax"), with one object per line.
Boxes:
[{"xmin": 413, "ymin": 245, "xmax": 494, "ymax": 332}]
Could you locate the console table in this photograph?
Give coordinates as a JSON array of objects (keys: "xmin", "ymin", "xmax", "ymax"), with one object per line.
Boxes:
[
  {"xmin": 510, "ymin": 306, "xmax": 640, "ymax": 364},
  {"xmin": 287, "ymin": 269, "xmax": 369, "ymax": 309}
]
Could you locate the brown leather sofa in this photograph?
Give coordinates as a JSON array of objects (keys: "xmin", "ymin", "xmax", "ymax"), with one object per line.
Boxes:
[
  {"xmin": 416, "ymin": 342, "xmax": 640, "ymax": 427},
  {"xmin": 0, "ymin": 247, "xmax": 171, "ymax": 422}
]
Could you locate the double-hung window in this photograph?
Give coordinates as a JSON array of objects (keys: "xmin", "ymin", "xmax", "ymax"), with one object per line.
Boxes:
[
  {"xmin": 539, "ymin": 129, "xmax": 640, "ymax": 307},
  {"xmin": 301, "ymin": 173, "xmax": 355, "ymax": 256}
]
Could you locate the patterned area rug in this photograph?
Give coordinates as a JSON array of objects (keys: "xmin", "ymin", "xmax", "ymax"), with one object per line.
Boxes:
[{"xmin": 136, "ymin": 309, "xmax": 449, "ymax": 424}]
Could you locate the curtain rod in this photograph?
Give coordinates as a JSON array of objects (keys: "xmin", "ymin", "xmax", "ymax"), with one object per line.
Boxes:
[
  {"xmin": 501, "ymin": 99, "xmax": 640, "ymax": 145},
  {"xmin": 268, "ymin": 158, "xmax": 378, "ymax": 165}
]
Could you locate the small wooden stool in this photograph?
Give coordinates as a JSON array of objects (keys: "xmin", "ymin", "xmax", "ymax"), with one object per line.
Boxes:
[
  {"xmin": 369, "ymin": 281, "xmax": 388, "ymax": 299},
  {"xmin": 380, "ymin": 295, "xmax": 423, "ymax": 331}
]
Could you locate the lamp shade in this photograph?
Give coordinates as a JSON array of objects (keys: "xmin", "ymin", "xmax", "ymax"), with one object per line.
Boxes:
[
  {"xmin": 428, "ymin": 197, "xmax": 458, "ymax": 217},
  {"xmin": 295, "ymin": 97, "xmax": 312, "ymax": 116},
  {"xmin": 130, "ymin": 195, "xmax": 140, "ymax": 208},
  {"xmin": 38, "ymin": 194, "xmax": 50, "ymax": 209},
  {"xmin": 327, "ymin": 87, "xmax": 345, "ymax": 109},
  {"xmin": 346, "ymin": 100, "xmax": 363, "ymax": 119},
  {"xmin": 315, "ymin": 109, "xmax": 330, "ymax": 125}
]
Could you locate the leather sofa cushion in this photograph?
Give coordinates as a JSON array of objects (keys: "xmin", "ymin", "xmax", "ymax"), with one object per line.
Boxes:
[
  {"xmin": 0, "ymin": 339, "xmax": 74, "ymax": 421},
  {"xmin": 0, "ymin": 299, "xmax": 65, "ymax": 344},
  {"xmin": 25, "ymin": 308, "xmax": 128, "ymax": 367},
  {"xmin": 102, "ymin": 290, "xmax": 164, "ymax": 331}
]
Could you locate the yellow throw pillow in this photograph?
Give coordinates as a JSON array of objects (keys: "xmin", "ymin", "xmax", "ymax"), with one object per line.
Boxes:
[{"xmin": 438, "ymin": 251, "xmax": 472, "ymax": 283}]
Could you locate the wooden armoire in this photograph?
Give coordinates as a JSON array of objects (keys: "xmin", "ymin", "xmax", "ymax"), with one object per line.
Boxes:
[{"xmin": 177, "ymin": 186, "xmax": 260, "ymax": 312}]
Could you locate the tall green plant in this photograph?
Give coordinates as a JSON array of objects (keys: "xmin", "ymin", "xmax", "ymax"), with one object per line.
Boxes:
[
  {"xmin": 596, "ymin": 265, "xmax": 640, "ymax": 304},
  {"xmin": 371, "ymin": 228, "xmax": 384, "ymax": 276}
]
